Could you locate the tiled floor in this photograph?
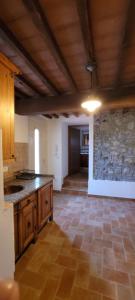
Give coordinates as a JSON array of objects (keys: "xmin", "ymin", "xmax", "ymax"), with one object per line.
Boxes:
[
  {"xmin": 62, "ymin": 172, "xmax": 88, "ymax": 194},
  {"xmin": 15, "ymin": 193, "xmax": 135, "ymax": 300}
]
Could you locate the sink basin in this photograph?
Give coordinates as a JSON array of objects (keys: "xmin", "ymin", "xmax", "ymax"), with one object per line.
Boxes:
[{"xmin": 4, "ymin": 185, "xmax": 24, "ymax": 195}]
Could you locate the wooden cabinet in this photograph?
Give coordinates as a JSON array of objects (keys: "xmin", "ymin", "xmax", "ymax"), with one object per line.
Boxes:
[
  {"xmin": 0, "ymin": 53, "xmax": 20, "ymax": 162},
  {"xmin": 20, "ymin": 194, "xmax": 37, "ymax": 252},
  {"xmin": 38, "ymin": 183, "xmax": 53, "ymax": 231},
  {"xmin": 13, "ymin": 181, "xmax": 53, "ymax": 261}
]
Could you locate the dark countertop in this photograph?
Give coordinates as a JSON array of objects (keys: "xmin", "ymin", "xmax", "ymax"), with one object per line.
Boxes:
[{"xmin": 4, "ymin": 176, "xmax": 53, "ymax": 204}]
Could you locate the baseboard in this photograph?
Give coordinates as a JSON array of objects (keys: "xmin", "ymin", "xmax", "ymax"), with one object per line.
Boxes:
[{"xmin": 88, "ymin": 193, "xmax": 135, "ymax": 201}]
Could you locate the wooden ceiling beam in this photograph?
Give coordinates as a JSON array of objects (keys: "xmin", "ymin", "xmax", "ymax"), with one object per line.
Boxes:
[
  {"xmin": 76, "ymin": 0, "xmax": 98, "ymax": 87},
  {"xmin": 15, "ymin": 75, "xmax": 42, "ymax": 97},
  {"xmin": 0, "ymin": 18, "xmax": 59, "ymax": 95},
  {"xmin": 72, "ymin": 112, "xmax": 79, "ymax": 117},
  {"xmin": 43, "ymin": 114, "xmax": 52, "ymax": 119},
  {"xmin": 62, "ymin": 113, "xmax": 69, "ymax": 118},
  {"xmin": 52, "ymin": 114, "xmax": 59, "ymax": 118},
  {"xmin": 22, "ymin": 0, "xmax": 77, "ymax": 92},
  {"xmin": 15, "ymin": 87, "xmax": 28, "ymax": 98},
  {"xmin": 15, "ymin": 86, "xmax": 135, "ymax": 115},
  {"xmin": 115, "ymin": 0, "xmax": 134, "ymax": 85}
]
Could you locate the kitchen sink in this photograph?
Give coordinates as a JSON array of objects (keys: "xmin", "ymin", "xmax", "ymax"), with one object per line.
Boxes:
[{"xmin": 4, "ymin": 185, "xmax": 24, "ymax": 195}]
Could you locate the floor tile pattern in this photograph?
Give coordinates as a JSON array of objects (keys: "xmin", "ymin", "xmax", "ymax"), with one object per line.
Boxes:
[
  {"xmin": 62, "ymin": 173, "xmax": 88, "ymax": 194},
  {"xmin": 15, "ymin": 193, "xmax": 135, "ymax": 300}
]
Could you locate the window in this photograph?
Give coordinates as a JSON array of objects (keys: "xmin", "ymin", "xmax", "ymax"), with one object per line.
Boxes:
[{"xmin": 34, "ymin": 128, "xmax": 40, "ymax": 174}]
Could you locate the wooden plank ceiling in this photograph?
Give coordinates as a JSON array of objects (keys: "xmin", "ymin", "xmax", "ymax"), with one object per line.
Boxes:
[{"xmin": 0, "ymin": 0, "xmax": 135, "ymax": 118}]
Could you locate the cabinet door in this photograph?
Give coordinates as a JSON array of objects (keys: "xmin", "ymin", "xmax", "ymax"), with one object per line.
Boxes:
[
  {"xmin": 0, "ymin": 64, "xmax": 15, "ymax": 161},
  {"xmin": 38, "ymin": 184, "xmax": 52, "ymax": 230},
  {"xmin": 20, "ymin": 202, "xmax": 35, "ymax": 251}
]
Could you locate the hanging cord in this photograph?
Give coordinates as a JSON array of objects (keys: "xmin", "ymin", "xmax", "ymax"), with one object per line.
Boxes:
[{"xmin": 91, "ymin": 72, "xmax": 93, "ymax": 89}]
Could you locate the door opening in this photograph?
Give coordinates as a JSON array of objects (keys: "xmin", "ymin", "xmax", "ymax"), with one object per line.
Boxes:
[
  {"xmin": 68, "ymin": 125, "xmax": 89, "ymax": 177},
  {"xmin": 62, "ymin": 124, "xmax": 89, "ymax": 194}
]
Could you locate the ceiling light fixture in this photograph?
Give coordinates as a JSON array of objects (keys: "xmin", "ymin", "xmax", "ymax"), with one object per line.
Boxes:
[
  {"xmin": 81, "ymin": 97, "xmax": 102, "ymax": 112},
  {"xmin": 81, "ymin": 65, "xmax": 102, "ymax": 113}
]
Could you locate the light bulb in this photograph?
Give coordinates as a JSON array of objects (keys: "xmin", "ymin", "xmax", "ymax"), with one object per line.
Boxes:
[{"xmin": 81, "ymin": 98, "xmax": 102, "ymax": 112}]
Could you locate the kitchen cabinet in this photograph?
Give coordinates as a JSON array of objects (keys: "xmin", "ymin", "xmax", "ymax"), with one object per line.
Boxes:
[
  {"xmin": 38, "ymin": 183, "xmax": 53, "ymax": 231},
  {"xmin": 19, "ymin": 193, "xmax": 37, "ymax": 252},
  {"xmin": 0, "ymin": 53, "xmax": 20, "ymax": 162},
  {"xmin": 13, "ymin": 181, "xmax": 53, "ymax": 261}
]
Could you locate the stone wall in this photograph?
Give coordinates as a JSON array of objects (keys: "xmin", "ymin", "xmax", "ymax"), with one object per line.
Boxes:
[{"xmin": 94, "ymin": 109, "xmax": 135, "ymax": 181}]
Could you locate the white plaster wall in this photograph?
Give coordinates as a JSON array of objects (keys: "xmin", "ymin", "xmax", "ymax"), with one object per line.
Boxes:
[
  {"xmin": 28, "ymin": 114, "xmax": 89, "ymax": 190},
  {"xmin": 15, "ymin": 114, "xmax": 29, "ymax": 143},
  {"xmin": 88, "ymin": 116, "xmax": 135, "ymax": 199},
  {"xmin": 47, "ymin": 119, "xmax": 63, "ymax": 190},
  {"xmin": 0, "ymin": 129, "xmax": 15, "ymax": 279}
]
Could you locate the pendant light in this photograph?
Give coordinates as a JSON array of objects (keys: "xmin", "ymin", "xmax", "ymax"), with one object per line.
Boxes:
[{"xmin": 81, "ymin": 64, "xmax": 102, "ymax": 113}]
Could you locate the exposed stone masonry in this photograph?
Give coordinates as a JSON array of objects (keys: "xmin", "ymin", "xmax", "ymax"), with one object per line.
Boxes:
[{"xmin": 94, "ymin": 109, "xmax": 135, "ymax": 181}]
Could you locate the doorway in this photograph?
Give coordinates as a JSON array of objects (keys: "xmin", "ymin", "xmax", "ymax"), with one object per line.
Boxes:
[
  {"xmin": 68, "ymin": 125, "xmax": 89, "ymax": 176},
  {"xmin": 62, "ymin": 124, "xmax": 89, "ymax": 194}
]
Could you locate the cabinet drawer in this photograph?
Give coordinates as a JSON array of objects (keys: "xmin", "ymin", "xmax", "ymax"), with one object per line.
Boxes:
[{"xmin": 19, "ymin": 192, "xmax": 37, "ymax": 209}]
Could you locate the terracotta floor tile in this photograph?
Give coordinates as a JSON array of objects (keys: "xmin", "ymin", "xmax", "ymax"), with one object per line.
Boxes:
[
  {"xmin": 19, "ymin": 283, "xmax": 40, "ymax": 300},
  {"xmin": 20, "ymin": 270, "xmax": 46, "ymax": 290},
  {"xmin": 103, "ymin": 248, "xmax": 115, "ymax": 269},
  {"xmin": 113, "ymin": 242, "xmax": 125, "ymax": 260},
  {"xmin": 55, "ymin": 254, "xmax": 77, "ymax": 269},
  {"xmin": 89, "ymin": 253, "xmax": 102, "ymax": 276},
  {"xmin": 72, "ymin": 234, "xmax": 83, "ymax": 249},
  {"xmin": 103, "ymin": 267, "xmax": 129, "ymax": 285},
  {"xmin": 116, "ymin": 260, "xmax": 135, "ymax": 274},
  {"xmin": 15, "ymin": 255, "xmax": 30, "ymax": 280},
  {"xmin": 102, "ymin": 297, "xmax": 116, "ymax": 300},
  {"xmin": 40, "ymin": 278, "xmax": 59, "ymax": 300},
  {"xmin": 103, "ymin": 223, "xmax": 112, "ymax": 234},
  {"xmin": 123, "ymin": 238, "xmax": 135, "ymax": 253},
  {"xmin": 15, "ymin": 192, "xmax": 135, "ymax": 300},
  {"xmin": 71, "ymin": 286, "xmax": 101, "ymax": 300},
  {"xmin": 126, "ymin": 251, "xmax": 135, "ymax": 263},
  {"xmin": 117, "ymin": 285, "xmax": 133, "ymax": 300},
  {"xmin": 71, "ymin": 248, "xmax": 90, "ymax": 262},
  {"xmin": 39, "ymin": 261, "xmax": 64, "ymax": 279},
  {"xmin": 103, "ymin": 233, "xmax": 122, "ymax": 244},
  {"xmin": 56, "ymin": 268, "xmax": 75, "ymax": 299},
  {"xmin": 89, "ymin": 276, "xmax": 117, "ymax": 298},
  {"xmin": 92, "ymin": 239, "xmax": 112, "ymax": 249},
  {"xmin": 130, "ymin": 274, "xmax": 135, "ymax": 296},
  {"xmin": 26, "ymin": 248, "xmax": 49, "ymax": 272},
  {"xmin": 75, "ymin": 262, "xmax": 90, "ymax": 289}
]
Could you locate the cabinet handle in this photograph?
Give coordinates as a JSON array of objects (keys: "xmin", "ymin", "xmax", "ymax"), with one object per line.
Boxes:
[
  {"xmin": 27, "ymin": 221, "xmax": 31, "ymax": 228},
  {"xmin": 45, "ymin": 200, "xmax": 48, "ymax": 205}
]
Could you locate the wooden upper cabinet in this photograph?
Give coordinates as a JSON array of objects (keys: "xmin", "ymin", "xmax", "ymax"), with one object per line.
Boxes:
[{"xmin": 0, "ymin": 53, "xmax": 20, "ymax": 162}]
